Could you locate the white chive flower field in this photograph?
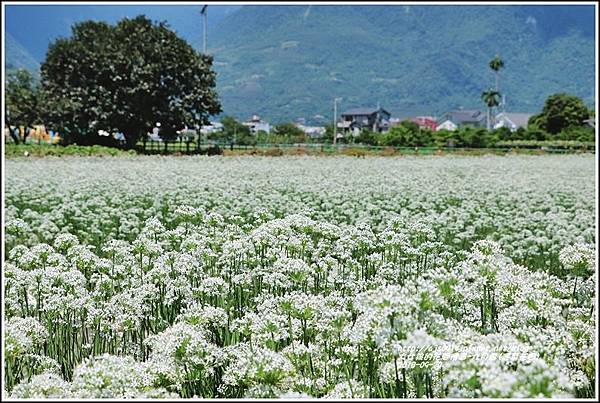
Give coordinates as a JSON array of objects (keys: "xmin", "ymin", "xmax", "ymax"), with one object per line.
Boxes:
[{"xmin": 3, "ymin": 155, "xmax": 596, "ymax": 399}]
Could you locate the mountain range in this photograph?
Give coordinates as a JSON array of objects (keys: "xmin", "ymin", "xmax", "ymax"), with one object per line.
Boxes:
[
  {"xmin": 6, "ymin": 32, "xmax": 40, "ymax": 79},
  {"xmin": 5, "ymin": 4, "xmax": 596, "ymax": 124}
]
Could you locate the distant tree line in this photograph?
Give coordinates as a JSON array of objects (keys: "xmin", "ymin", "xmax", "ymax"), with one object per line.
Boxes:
[
  {"xmin": 350, "ymin": 122, "xmax": 593, "ymax": 149},
  {"xmin": 344, "ymin": 92, "xmax": 594, "ymax": 148},
  {"xmin": 207, "ymin": 92, "xmax": 593, "ymax": 149}
]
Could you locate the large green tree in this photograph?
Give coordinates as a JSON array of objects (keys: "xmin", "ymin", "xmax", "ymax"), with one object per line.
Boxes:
[
  {"xmin": 39, "ymin": 16, "xmax": 221, "ymax": 147},
  {"xmin": 356, "ymin": 129, "xmax": 377, "ymax": 145},
  {"xmin": 273, "ymin": 123, "xmax": 306, "ymax": 142},
  {"xmin": 380, "ymin": 125, "xmax": 416, "ymax": 147},
  {"xmin": 5, "ymin": 69, "xmax": 39, "ymax": 144},
  {"xmin": 219, "ymin": 116, "xmax": 251, "ymax": 144},
  {"xmin": 528, "ymin": 93, "xmax": 590, "ymax": 135}
]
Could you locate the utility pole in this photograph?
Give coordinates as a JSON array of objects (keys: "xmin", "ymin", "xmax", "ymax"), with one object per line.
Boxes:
[
  {"xmin": 201, "ymin": 5, "xmax": 208, "ymax": 54},
  {"xmin": 232, "ymin": 122, "xmax": 236, "ymax": 151},
  {"xmin": 333, "ymin": 97, "xmax": 341, "ymax": 146}
]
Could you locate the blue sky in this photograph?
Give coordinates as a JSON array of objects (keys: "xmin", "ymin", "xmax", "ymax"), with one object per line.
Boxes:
[{"xmin": 5, "ymin": 4, "xmax": 240, "ymax": 60}]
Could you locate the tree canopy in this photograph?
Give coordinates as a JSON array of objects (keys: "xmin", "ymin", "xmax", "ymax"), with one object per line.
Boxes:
[
  {"xmin": 273, "ymin": 122, "xmax": 305, "ymax": 139},
  {"xmin": 489, "ymin": 55, "xmax": 505, "ymax": 73},
  {"xmin": 529, "ymin": 93, "xmax": 590, "ymax": 135},
  {"xmin": 5, "ymin": 69, "xmax": 39, "ymax": 142},
  {"xmin": 481, "ymin": 89, "xmax": 501, "ymax": 108},
  {"xmin": 219, "ymin": 116, "xmax": 251, "ymax": 144},
  {"xmin": 39, "ymin": 16, "xmax": 221, "ymax": 147}
]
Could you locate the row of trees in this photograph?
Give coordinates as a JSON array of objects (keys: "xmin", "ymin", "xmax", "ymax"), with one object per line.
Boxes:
[
  {"xmin": 351, "ymin": 120, "xmax": 594, "ymax": 149},
  {"xmin": 353, "ymin": 92, "xmax": 594, "ymax": 148},
  {"xmin": 5, "ymin": 16, "xmax": 221, "ymax": 147},
  {"xmin": 206, "ymin": 92, "xmax": 594, "ymax": 149}
]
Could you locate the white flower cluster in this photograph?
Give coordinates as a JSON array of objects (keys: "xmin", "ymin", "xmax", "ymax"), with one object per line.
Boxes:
[
  {"xmin": 559, "ymin": 243, "xmax": 596, "ymax": 276},
  {"xmin": 4, "ymin": 155, "xmax": 596, "ymax": 398},
  {"xmin": 9, "ymin": 354, "xmax": 178, "ymax": 399},
  {"xmin": 5, "ymin": 317, "xmax": 48, "ymax": 359}
]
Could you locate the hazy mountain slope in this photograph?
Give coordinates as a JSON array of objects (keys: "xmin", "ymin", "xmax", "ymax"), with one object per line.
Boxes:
[
  {"xmin": 5, "ymin": 32, "xmax": 40, "ymax": 78},
  {"xmin": 4, "ymin": 4, "xmax": 595, "ymax": 123},
  {"xmin": 207, "ymin": 5, "xmax": 595, "ymax": 123}
]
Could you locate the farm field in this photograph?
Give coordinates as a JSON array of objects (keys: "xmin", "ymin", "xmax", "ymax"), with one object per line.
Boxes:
[{"xmin": 3, "ymin": 154, "xmax": 597, "ymax": 398}]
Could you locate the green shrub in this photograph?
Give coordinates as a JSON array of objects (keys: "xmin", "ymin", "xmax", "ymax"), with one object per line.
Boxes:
[{"xmin": 4, "ymin": 143, "xmax": 137, "ymax": 158}]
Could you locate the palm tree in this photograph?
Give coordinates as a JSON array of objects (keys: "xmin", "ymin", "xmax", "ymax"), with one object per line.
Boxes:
[
  {"xmin": 489, "ymin": 55, "xmax": 504, "ymax": 92},
  {"xmin": 482, "ymin": 89, "xmax": 501, "ymax": 130}
]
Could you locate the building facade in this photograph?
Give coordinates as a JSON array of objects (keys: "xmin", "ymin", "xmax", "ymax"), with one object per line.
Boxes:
[
  {"xmin": 440, "ymin": 110, "xmax": 486, "ymax": 128},
  {"xmin": 243, "ymin": 115, "xmax": 271, "ymax": 135},
  {"xmin": 296, "ymin": 124, "xmax": 326, "ymax": 138},
  {"xmin": 411, "ymin": 116, "xmax": 438, "ymax": 131},
  {"xmin": 436, "ymin": 120, "xmax": 458, "ymax": 132},
  {"xmin": 338, "ymin": 107, "xmax": 391, "ymax": 135},
  {"xmin": 493, "ymin": 112, "xmax": 533, "ymax": 132},
  {"xmin": 200, "ymin": 122, "xmax": 224, "ymax": 136}
]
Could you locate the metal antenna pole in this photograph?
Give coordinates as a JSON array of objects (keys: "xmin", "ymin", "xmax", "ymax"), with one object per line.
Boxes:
[
  {"xmin": 333, "ymin": 98, "xmax": 338, "ymax": 146},
  {"xmin": 204, "ymin": 13, "xmax": 207, "ymax": 54},
  {"xmin": 201, "ymin": 5, "xmax": 208, "ymax": 54}
]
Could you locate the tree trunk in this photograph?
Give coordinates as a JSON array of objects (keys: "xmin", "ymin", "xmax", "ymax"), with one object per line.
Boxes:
[
  {"xmin": 123, "ymin": 132, "xmax": 138, "ymax": 150},
  {"xmin": 8, "ymin": 124, "xmax": 20, "ymax": 144},
  {"xmin": 487, "ymin": 108, "xmax": 491, "ymax": 131},
  {"xmin": 495, "ymin": 72, "xmax": 499, "ymax": 92}
]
